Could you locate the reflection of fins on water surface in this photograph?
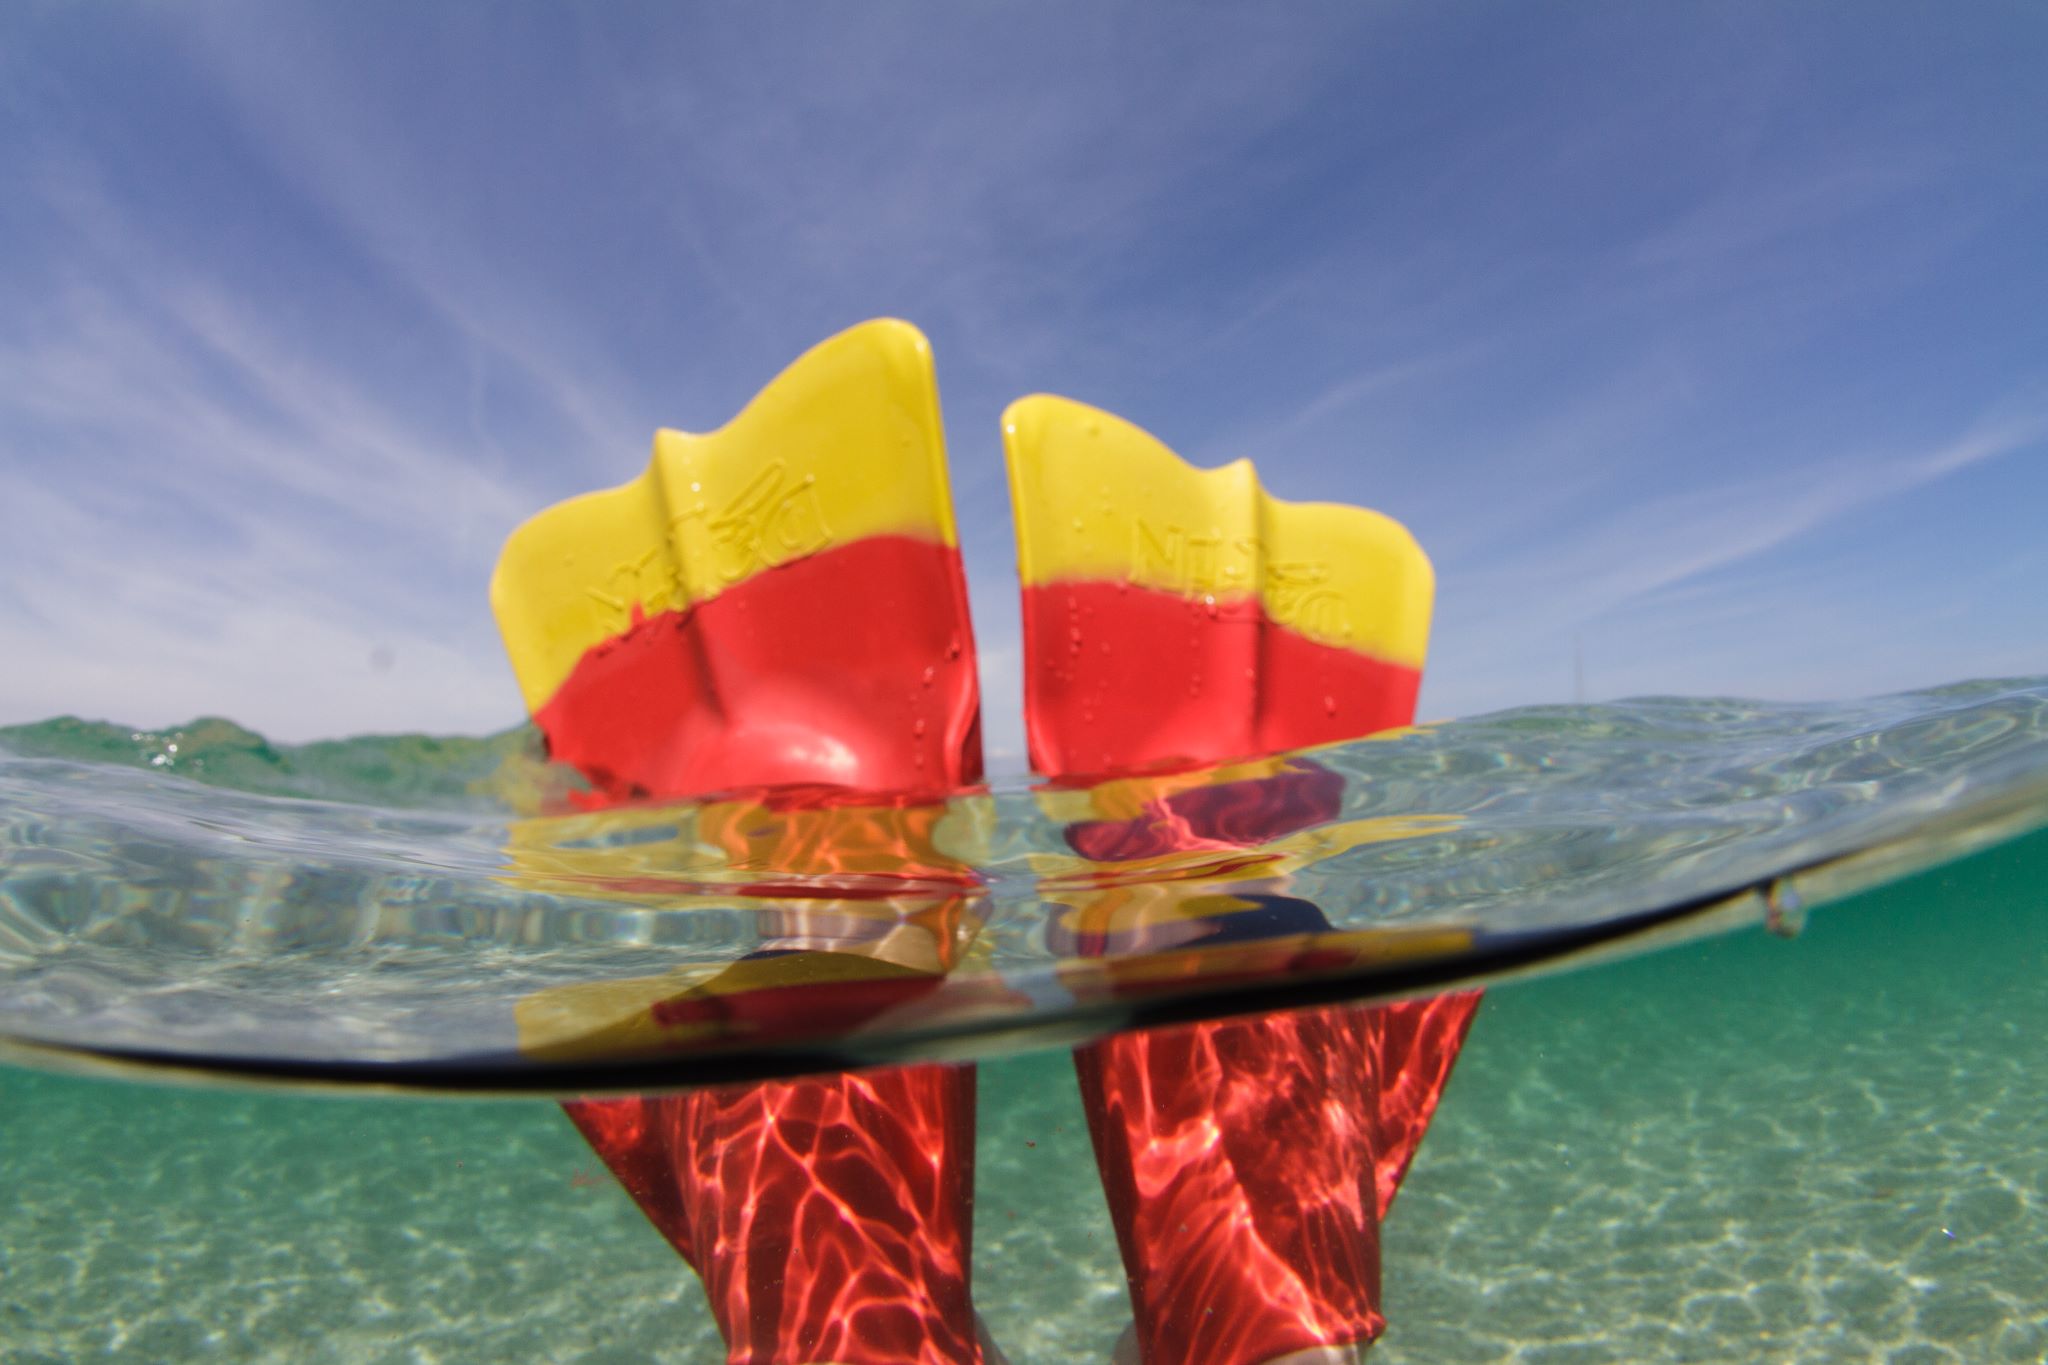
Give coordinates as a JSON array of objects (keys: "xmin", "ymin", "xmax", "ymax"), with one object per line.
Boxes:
[
  {"xmin": 493, "ymin": 321, "xmax": 991, "ymax": 1364},
  {"xmin": 1028, "ymin": 752, "xmax": 1464, "ymax": 964},
  {"xmin": 513, "ymin": 902, "xmax": 985, "ymax": 1063},
  {"xmin": 502, "ymin": 787, "xmax": 1020, "ymax": 1065},
  {"xmin": 503, "ymin": 781, "xmax": 996, "ymax": 899},
  {"xmin": 1005, "ymin": 395, "xmax": 1481, "ymax": 1365}
]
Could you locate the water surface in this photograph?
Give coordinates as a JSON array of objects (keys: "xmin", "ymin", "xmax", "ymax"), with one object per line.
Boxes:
[{"xmin": 3, "ymin": 681, "xmax": 2045, "ymax": 1085}]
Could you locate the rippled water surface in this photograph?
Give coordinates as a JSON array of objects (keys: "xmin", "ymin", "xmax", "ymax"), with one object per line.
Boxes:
[
  {"xmin": 2, "ymin": 681, "xmax": 2046, "ymax": 1084},
  {"xmin": 2, "ymin": 682, "xmax": 2045, "ymax": 1360}
]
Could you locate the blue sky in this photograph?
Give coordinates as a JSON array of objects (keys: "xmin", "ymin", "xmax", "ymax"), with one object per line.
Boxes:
[{"xmin": 3, "ymin": 4, "xmax": 2044, "ymax": 766}]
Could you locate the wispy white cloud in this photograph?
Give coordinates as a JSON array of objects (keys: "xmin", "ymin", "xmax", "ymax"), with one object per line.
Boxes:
[
  {"xmin": 1495, "ymin": 405, "xmax": 2045, "ymax": 608},
  {"xmin": 0, "ymin": 221, "xmax": 544, "ymax": 738},
  {"xmin": 1425, "ymin": 400, "xmax": 2048, "ymax": 717},
  {"xmin": 1628, "ymin": 157, "xmax": 1938, "ymax": 275},
  {"xmin": 156, "ymin": 11, "xmax": 655, "ymax": 468}
]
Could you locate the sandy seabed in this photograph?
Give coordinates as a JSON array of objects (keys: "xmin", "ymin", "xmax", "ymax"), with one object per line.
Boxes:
[{"xmin": 3, "ymin": 833, "xmax": 2042, "ymax": 1364}]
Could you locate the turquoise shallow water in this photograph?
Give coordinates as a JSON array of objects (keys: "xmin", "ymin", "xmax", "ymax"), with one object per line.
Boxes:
[{"xmin": 2, "ymin": 687, "xmax": 2045, "ymax": 1361}]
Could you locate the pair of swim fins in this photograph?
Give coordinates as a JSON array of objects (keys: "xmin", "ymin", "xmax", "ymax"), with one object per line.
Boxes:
[{"xmin": 490, "ymin": 319, "xmax": 1479, "ymax": 1365}]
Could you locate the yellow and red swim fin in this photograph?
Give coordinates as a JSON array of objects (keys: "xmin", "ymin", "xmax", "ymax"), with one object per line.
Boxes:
[
  {"xmin": 1003, "ymin": 394, "xmax": 1430, "ymax": 776},
  {"xmin": 492, "ymin": 320, "xmax": 988, "ymax": 1365},
  {"xmin": 493, "ymin": 317, "xmax": 982, "ymax": 802},
  {"xmin": 1003, "ymin": 395, "xmax": 1480, "ymax": 1365}
]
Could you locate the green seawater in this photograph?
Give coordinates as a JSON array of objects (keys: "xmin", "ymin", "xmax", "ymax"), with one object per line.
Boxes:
[{"xmin": 2, "ymin": 697, "xmax": 2044, "ymax": 1362}]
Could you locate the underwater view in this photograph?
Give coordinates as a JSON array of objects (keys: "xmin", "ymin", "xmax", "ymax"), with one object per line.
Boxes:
[{"xmin": 3, "ymin": 680, "xmax": 2045, "ymax": 1362}]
